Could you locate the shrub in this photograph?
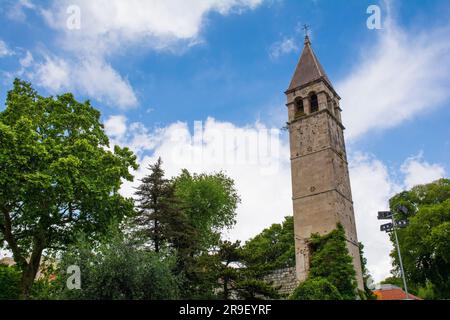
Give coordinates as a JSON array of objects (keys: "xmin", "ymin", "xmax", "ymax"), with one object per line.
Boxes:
[
  {"xmin": 290, "ymin": 277, "xmax": 342, "ymax": 300},
  {"xmin": 0, "ymin": 265, "xmax": 21, "ymax": 300}
]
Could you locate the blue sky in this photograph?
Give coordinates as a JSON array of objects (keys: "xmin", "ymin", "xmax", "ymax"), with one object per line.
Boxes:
[{"xmin": 1, "ymin": 0, "xmax": 449, "ymax": 282}]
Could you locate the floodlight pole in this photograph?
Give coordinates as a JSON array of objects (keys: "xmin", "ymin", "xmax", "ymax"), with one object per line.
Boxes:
[{"xmin": 391, "ymin": 213, "xmax": 410, "ymax": 300}]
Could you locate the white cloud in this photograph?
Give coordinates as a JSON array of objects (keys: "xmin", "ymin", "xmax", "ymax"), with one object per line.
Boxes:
[
  {"xmin": 337, "ymin": 16, "xmax": 450, "ymax": 140},
  {"xmin": 0, "ymin": 40, "xmax": 14, "ymax": 57},
  {"xmin": 42, "ymin": 0, "xmax": 262, "ymax": 53},
  {"xmin": 35, "ymin": 55, "xmax": 70, "ymax": 92},
  {"xmin": 110, "ymin": 116, "xmax": 292, "ymax": 242},
  {"xmin": 269, "ymin": 37, "xmax": 299, "ymax": 59},
  {"xmin": 74, "ymin": 57, "xmax": 138, "ymax": 109},
  {"xmin": 33, "ymin": 55, "xmax": 137, "ymax": 109},
  {"xmin": 5, "ymin": 0, "xmax": 35, "ymax": 22},
  {"xmin": 349, "ymin": 153, "xmax": 401, "ymax": 282},
  {"xmin": 104, "ymin": 115, "xmax": 128, "ymax": 139},
  {"xmin": 19, "ymin": 51, "xmax": 34, "ymax": 67},
  {"xmin": 401, "ymin": 153, "xmax": 446, "ymax": 189},
  {"xmin": 26, "ymin": 0, "xmax": 263, "ymax": 108}
]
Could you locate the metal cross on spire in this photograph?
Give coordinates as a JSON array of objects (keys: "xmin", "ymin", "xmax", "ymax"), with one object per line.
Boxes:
[{"xmin": 302, "ymin": 24, "xmax": 310, "ymax": 37}]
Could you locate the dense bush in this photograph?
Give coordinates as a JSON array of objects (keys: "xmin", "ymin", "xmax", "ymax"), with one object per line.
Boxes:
[
  {"xmin": 290, "ymin": 277, "xmax": 342, "ymax": 300},
  {"xmin": 53, "ymin": 232, "xmax": 180, "ymax": 300},
  {"xmin": 0, "ymin": 265, "xmax": 21, "ymax": 300}
]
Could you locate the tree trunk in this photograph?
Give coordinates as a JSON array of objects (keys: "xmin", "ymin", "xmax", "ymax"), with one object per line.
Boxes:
[
  {"xmin": 154, "ymin": 219, "xmax": 160, "ymax": 253},
  {"xmin": 223, "ymin": 278, "xmax": 230, "ymax": 300},
  {"xmin": 2, "ymin": 208, "xmax": 47, "ymax": 299},
  {"xmin": 19, "ymin": 237, "xmax": 44, "ymax": 299}
]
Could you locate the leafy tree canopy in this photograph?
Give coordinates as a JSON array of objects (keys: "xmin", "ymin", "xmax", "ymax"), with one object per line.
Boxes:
[
  {"xmin": 173, "ymin": 169, "xmax": 240, "ymax": 251},
  {"xmin": 241, "ymin": 216, "xmax": 295, "ymax": 276},
  {"xmin": 0, "ymin": 79, "xmax": 138, "ymax": 298},
  {"xmin": 389, "ymin": 179, "xmax": 450, "ymax": 299}
]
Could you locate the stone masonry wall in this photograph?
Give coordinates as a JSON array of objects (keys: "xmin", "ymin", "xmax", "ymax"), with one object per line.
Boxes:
[{"xmin": 262, "ymin": 267, "xmax": 299, "ymax": 297}]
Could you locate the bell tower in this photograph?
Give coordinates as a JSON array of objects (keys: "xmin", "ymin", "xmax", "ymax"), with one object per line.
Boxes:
[{"xmin": 285, "ymin": 35, "xmax": 364, "ymax": 290}]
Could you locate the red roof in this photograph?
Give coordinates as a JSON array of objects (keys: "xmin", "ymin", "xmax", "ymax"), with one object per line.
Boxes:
[{"xmin": 374, "ymin": 288, "xmax": 422, "ymax": 300}]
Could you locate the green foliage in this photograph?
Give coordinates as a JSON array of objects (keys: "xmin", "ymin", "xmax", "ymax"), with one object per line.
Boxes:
[
  {"xmin": 172, "ymin": 170, "xmax": 240, "ymax": 298},
  {"xmin": 0, "ymin": 79, "xmax": 138, "ymax": 297},
  {"xmin": 359, "ymin": 242, "xmax": 377, "ymax": 300},
  {"xmin": 389, "ymin": 179, "xmax": 450, "ymax": 299},
  {"xmin": 175, "ymin": 239, "xmax": 282, "ymax": 300},
  {"xmin": 308, "ymin": 224, "xmax": 357, "ymax": 299},
  {"xmin": 235, "ymin": 279, "xmax": 280, "ymax": 300},
  {"xmin": 133, "ymin": 157, "xmax": 192, "ymax": 253},
  {"xmin": 380, "ymin": 276, "xmax": 405, "ymax": 290},
  {"xmin": 290, "ymin": 277, "xmax": 342, "ymax": 300},
  {"xmin": 242, "ymin": 216, "xmax": 295, "ymax": 276},
  {"xmin": 0, "ymin": 264, "xmax": 21, "ymax": 299},
  {"xmin": 30, "ymin": 277, "xmax": 59, "ymax": 300},
  {"xmin": 54, "ymin": 229, "xmax": 179, "ymax": 300},
  {"xmin": 417, "ymin": 282, "xmax": 437, "ymax": 300},
  {"xmin": 217, "ymin": 240, "xmax": 242, "ymax": 300},
  {"xmin": 291, "ymin": 224, "xmax": 357, "ymax": 300},
  {"xmin": 213, "ymin": 240, "xmax": 280, "ymax": 300},
  {"xmin": 173, "ymin": 170, "xmax": 240, "ymax": 251},
  {"xmin": 177, "ymin": 252, "xmax": 223, "ymax": 300}
]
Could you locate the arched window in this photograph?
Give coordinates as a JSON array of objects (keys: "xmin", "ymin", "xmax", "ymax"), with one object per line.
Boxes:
[
  {"xmin": 310, "ymin": 93, "xmax": 319, "ymax": 113},
  {"xmin": 295, "ymin": 98, "xmax": 304, "ymax": 115}
]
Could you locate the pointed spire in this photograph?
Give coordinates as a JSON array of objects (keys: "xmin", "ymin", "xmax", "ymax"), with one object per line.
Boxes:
[{"xmin": 287, "ymin": 35, "xmax": 333, "ymax": 92}]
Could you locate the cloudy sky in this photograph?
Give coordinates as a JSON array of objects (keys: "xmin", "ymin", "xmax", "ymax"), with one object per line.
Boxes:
[{"xmin": 1, "ymin": 0, "xmax": 449, "ymax": 282}]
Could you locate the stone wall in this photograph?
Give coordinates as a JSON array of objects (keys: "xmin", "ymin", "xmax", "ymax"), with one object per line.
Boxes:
[{"xmin": 262, "ymin": 267, "xmax": 299, "ymax": 297}]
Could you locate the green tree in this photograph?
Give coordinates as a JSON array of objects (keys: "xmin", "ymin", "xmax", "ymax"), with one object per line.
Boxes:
[
  {"xmin": 173, "ymin": 170, "xmax": 239, "ymax": 296},
  {"xmin": 242, "ymin": 216, "xmax": 295, "ymax": 276},
  {"xmin": 235, "ymin": 279, "xmax": 280, "ymax": 300},
  {"xmin": 134, "ymin": 158, "xmax": 190, "ymax": 253},
  {"xmin": 177, "ymin": 251, "xmax": 222, "ymax": 300},
  {"xmin": 389, "ymin": 179, "xmax": 450, "ymax": 299},
  {"xmin": 0, "ymin": 80, "xmax": 138, "ymax": 298},
  {"xmin": 290, "ymin": 277, "xmax": 342, "ymax": 300},
  {"xmin": 54, "ymin": 229, "xmax": 180, "ymax": 300},
  {"xmin": 217, "ymin": 240, "xmax": 242, "ymax": 300},
  {"xmin": 173, "ymin": 170, "xmax": 240, "ymax": 251}
]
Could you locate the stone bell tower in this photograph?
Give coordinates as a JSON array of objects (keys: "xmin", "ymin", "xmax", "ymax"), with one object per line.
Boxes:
[{"xmin": 285, "ymin": 35, "xmax": 364, "ymax": 290}]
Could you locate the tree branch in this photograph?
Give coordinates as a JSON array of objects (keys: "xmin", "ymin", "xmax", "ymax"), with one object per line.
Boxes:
[{"xmin": 1, "ymin": 207, "xmax": 28, "ymax": 270}]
